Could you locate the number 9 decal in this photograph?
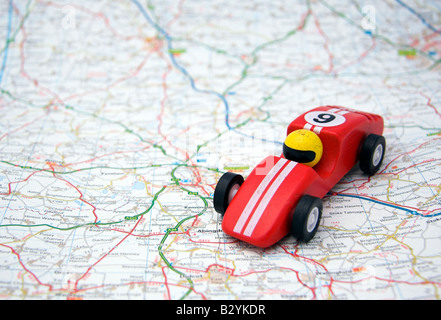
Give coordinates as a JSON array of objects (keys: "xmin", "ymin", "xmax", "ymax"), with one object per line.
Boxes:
[{"xmin": 304, "ymin": 111, "xmax": 346, "ymax": 127}]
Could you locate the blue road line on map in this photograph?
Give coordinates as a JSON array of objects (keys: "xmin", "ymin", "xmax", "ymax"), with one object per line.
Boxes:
[
  {"xmin": 396, "ymin": 0, "xmax": 441, "ymax": 35},
  {"xmin": 130, "ymin": 0, "xmax": 232, "ymax": 130},
  {"xmin": 0, "ymin": 0, "xmax": 13, "ymax": 85},
  {"xmin": 336, "ymin": 193, "xmax": 441, "ymax": 218}
]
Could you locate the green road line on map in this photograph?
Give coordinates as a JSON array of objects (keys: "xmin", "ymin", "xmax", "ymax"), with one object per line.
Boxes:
[
  {"xmin": 0, "ymin": 89, "xmax": 44, "ymax": 108},
  {"xmin": 157, "ymin": 164, "xmax": 210, "ymax": 299},
  {"xmin": 157, "ymin": 213, "xmax": 197, "ymax": 299},
  {"xmin": 0, "ymin": 185, "xmax": 166, "ymax": 231},
  {"xmin": 0, "ymin": 159, "xmax": 174, "ymax": 175}
]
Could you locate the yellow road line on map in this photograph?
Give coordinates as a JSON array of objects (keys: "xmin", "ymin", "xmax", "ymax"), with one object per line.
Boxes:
[
  {"xmin": 1, "ymin": 228, "xmax": 51, "ymax": 246},
  {"xmin": 387, "ymin": 176, "xmax": 441, "ymax": 211}
]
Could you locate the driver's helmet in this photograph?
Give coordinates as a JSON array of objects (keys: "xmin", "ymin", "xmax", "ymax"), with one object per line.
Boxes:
[{"xmin": 283, "ymin": 129, "xmax": 323, "ymax": 167}]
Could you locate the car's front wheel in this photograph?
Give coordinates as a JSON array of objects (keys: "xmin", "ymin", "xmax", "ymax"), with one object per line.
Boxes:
[
  {"xmin": 213, "ymin": 172, "xmax": 244, "ymax": 215},
  {"xmin": 291, "ymin": 195, "xmax": 322, "ymax": 242}
]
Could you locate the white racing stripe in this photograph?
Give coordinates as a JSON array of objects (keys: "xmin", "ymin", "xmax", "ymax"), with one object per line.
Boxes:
[
  {"xmin": 303, "ymin": 123, "xmax": 323, "ymax": 134},
  {"xmin": 233, "ymin": 158, "xmax": 288, "ymax": 234},
  {"xmin": 313, "ymin": 126, "xmax": 323, "ymax": 134},
  {"xmin": 243, "ymin": 161, "xmax": 297, "ymax": 236}
]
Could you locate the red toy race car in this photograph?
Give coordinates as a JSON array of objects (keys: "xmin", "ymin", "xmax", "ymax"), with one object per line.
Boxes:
[{"xmin": 214, "ymin": 106, "xmax": 385, "ymax": 248}]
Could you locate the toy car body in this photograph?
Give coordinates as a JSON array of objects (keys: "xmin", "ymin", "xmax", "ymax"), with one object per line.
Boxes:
[{"xmin": 213, "ymin": 106, "xmax": 385, "ymax": 248}]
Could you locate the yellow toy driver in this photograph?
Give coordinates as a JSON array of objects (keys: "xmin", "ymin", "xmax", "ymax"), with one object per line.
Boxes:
[{"xmin": 283, "ymin": 129, "xmax": 323, "ymax": 167}]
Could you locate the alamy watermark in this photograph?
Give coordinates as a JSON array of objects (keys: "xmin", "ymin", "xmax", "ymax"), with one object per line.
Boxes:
[{"xmin": 361, "ymin": 5, "xmax": 376, "ymax": 32}]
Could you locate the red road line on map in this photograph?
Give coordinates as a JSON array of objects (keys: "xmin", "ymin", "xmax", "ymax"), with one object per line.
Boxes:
[
  {"xmin": 311, "ymin": 11, "xmax": 334, "ymax": 74},
  {"xmin": 0, "ymin": 243, "xmax": 54, "ymax": 292},
  {"xmin": 0, "ymin": 162, "xmax": 99, "ymax": 224},
  {"xmin": 294, "ymin": 7, "xmax": 312, "ymax": 33},
  {"xmin": 47, "ymin": 164, "xmax": 99, "ymax": 223},
  {"xmin": 420, "ymin": 91, "xmax": 441, "ymax": 119},
  {"xmin": 110, "ymin": 215, "xmax": 238, "ymax": 245},
  {"xmin": 161, "ymin": 266, "xmax": 172, "ymax": 300},
  {"xmin": 173, "ymin": 263, "xmax": 234, "ymax": 276},
  {"xmin": 279, "ymin": 244, "xmax": 334, "ymax": 298},
  {"xmin": 0, "ymin": 167, "xmax": 47, "ymax": 196},
  {"xmin": 72, "ymin": 214, "xmax": 144, "ymax": 292},
  {"xmin": 109, "ymin": 228, "xmax": 187, "ymax": 239}
]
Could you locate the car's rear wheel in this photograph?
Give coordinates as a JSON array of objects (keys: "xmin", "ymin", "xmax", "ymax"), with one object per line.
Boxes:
[
  {"xmin": 360, "ymin": 134, "xmax": 386, "ymax": 175},
  {"xmin": 291, "ymin": 195, "xmax": 322, "ymax": 242},
  {"xmin": 213, "ymin": 172, "xmax": 244, "ymax": 215}
]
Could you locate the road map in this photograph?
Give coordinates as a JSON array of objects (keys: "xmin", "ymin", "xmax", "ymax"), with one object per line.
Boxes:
[{"xmin": 0, "ymin": 0, "xmax": 440, "ymax": 300}]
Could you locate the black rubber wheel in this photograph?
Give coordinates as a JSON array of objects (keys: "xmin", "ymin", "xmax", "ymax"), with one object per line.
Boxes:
[
  {"xmin": 291, "ymin": 195, "xmax": 322, "ymax": 243},
  {"xmin": 213, "ymin": 172, "xmax": 244, "ymax": 215},
  {"xmin": 359, "ymin": 134, "xmax": 386, "ymax": 175}
]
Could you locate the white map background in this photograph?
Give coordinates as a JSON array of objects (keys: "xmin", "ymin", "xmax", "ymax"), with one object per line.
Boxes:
[{"xmin": 0, "ymin": 0, "xmax": 440, "ymax": 299}]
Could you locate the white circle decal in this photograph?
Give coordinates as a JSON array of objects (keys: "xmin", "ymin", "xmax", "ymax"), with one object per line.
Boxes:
[{"xmin": 304, "ymin": 111, "xmax": 346, "ymax": 127}]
